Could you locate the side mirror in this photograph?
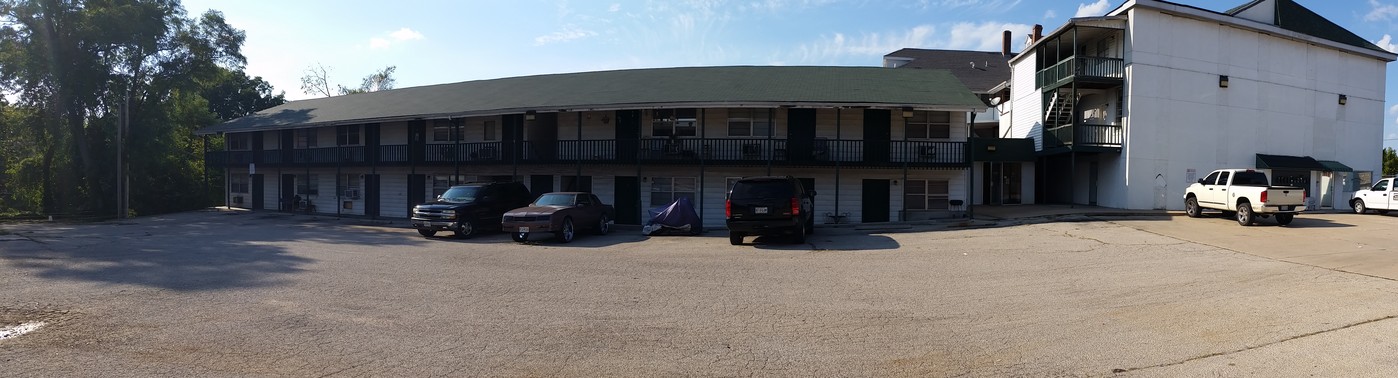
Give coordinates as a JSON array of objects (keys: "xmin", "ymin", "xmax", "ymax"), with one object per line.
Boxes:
[
  {"xmin": 435, "ymin": 195, "xmax": 443, "ymax": 201},
  {"xmin": 810, "ymin": 190, "xmax": 817, "ymax": 197},
  {"xmin": 1197, "ymin": 179, "xmax": 1205, "ymax": 184}
]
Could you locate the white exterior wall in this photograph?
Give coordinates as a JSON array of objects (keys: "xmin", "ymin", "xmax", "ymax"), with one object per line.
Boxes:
[
  {"xmin": 1121, "ymin": 8, "xmax": 1386, "ymax": 210},
  {"xmin": 381, "ymin": 121, "xmax": 409, "ymax": 145},
  {"xmin": 1008, "ymin": 50, "xmax": 1044, "ymax": 147}
]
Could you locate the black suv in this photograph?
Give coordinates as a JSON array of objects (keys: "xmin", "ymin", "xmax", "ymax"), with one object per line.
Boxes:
[
  {"xmin": 412, "ymin": 182, "xmax": 533, "ymax": 238},
  {"xmin": 725, "ymin": 176, "xmax": 816, "ymax": 245}
]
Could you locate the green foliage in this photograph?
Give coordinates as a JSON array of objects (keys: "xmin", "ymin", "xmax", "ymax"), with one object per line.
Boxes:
[
  {"xmin": 1384, "ymin": 147, "xmax": 1398, "ymax": 177},
  {"xmin": 0, "ymin": 1, "xmax": 282, "ymax": 217}
]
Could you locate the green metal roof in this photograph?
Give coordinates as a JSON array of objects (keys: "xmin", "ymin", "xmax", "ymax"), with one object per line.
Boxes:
[
  {"xmin": 1224, "ymin": 0, "xmax": 1388, "ymax": 53},
  {"xmin": 196, "ymin": 66, "xmax": 984, "ymax": 135},
  {"xmin": 1317, "ymin": 160, "xmax": 1354, "ymax": 172}
]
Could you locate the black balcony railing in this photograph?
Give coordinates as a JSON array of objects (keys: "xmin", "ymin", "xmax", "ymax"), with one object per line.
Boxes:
[
  {"xmin": 1043, "ymin": 123, "xmax": 1123, "ymax": 149},
  {"xmin": 1036, "ymin": 56, "xmax": 1125, "ymax": 88},
  {"xmin": 207, "ymin": 138, "xmax": 971, "ymax": 168}
]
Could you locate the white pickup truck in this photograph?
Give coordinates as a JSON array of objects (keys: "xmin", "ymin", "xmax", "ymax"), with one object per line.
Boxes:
[
  {"xmin": 1350, "ymin": 177, "xmax": 1398, "ymax": 215},
  {"xmin": 1183, "ymin": 169, "xmax": 1307, "ymax": 226}
]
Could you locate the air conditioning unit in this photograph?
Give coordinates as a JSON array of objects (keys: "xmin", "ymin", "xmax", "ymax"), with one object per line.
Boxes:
[{"xmin": 342, "ymin": 189, "xmax": 361, "ymax": 199}]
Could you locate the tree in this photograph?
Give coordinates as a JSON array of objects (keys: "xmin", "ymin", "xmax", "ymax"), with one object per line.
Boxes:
[
  {"xmin": 0, "ymin": 1, "xmax": 260, "ymax": 216},
  {"xmin": 1384, "ymin": 147, "xmax": 1398, "ymax": 177},
  {"xmin": 299, "ymin": 64, "xmax": 397, "ymax": 97}
]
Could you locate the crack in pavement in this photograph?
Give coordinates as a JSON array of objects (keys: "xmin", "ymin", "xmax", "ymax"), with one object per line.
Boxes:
[{"xmin": 1116, "ymin": 314, "xmax": 1398, "ymax": 374}]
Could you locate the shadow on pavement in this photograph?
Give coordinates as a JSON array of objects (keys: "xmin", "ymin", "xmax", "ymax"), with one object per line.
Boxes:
[{"xmin": 0, "ymin": 210, "xmax": 433, "ymax": 292}]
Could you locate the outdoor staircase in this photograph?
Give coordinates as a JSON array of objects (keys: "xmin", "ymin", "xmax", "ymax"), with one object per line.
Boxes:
[{"xmin": 1044, "ymin": 91, "xmax": 1078, "ymax": 128}]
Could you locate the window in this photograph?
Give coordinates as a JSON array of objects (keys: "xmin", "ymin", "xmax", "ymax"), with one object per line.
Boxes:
[
  {"xmin": 906, "ymin": 111, "xmax": 951, "ymax": 139},
  {"xmin": 230, "ymin": 175, "xmax": 249, "ymax": 193},
  {"xmin": 727, "ymin": 108, "xmax": 772, "ymax": 137},
  {"xmin": 338, "ymin": 174, "xmax": 362, "ymax": 199},
  {"xmin": 296, "ymin": 174, "xmax": 319, "ymax": 195},
  {"xmin": 294, "ymin": 129, "xmax": 318, "ymax": 149},
  {"xmin": 337, "ymin": 125, "xmax": 361, "ymax": 146},
  {"xmin": 904, "ymin": 179, "xmax": 950, "ymax": 210},
  {"xmin": 1355, "ymin": 171, "xmax": 1374, "ymax": 191},
  {"xmin": 227, "ymin": 134, "xmax": 250, "ymax": 150},
  {"xmin": 725, "ymin": 177, "xmax": 742, "ymax": 195},
  {"xmin": 432, "ymin": 119, "xmax": 463, "ymax": 142},
  {"xmin": 432, "ymin": 175, "xmax": 468, "ymax": 198},
  {"xmin": 650, "ymin": 177, "xmax": 696, "ymax": 206},
  {"xmin": 483, "ymin": 120, "xmax": 496, "ymax": 141},
  {"xmin": 1202, "ymin": 171, "xmax": 1219, "ymax": 185},
  {"xmin": 652, "ymin": 109, "xmax": 697, "ymax": 137},
  {"xmin": 1216, "ymin": 171, "xmax": 1230, "ymax": 185},
  {"xmin": 1373, "ymin": 179, "xmax": 1389, "ymax": 192}
]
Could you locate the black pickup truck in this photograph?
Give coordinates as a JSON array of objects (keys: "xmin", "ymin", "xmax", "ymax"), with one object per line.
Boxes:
[{"xmin": 411, "ymin": 182, "xmax": 533, "ymax": 238}]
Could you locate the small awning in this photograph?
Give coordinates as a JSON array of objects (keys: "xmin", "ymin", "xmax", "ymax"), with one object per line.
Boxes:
[
  {"xmin": 1255, "ymin": 154, "xmax": 1327, "ymax": 171},
  {"xmin": 1317, "ymin": 160, "xmax": 1353, "ymax": 172}
]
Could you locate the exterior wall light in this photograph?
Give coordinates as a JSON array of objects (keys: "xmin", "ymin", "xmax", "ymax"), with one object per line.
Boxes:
[
  {"xmin": 901, "ymin": 107, "xmax": 914, "ymax": 118},
  {"xmin": 525, "ymin": 110, "xmax": 537, "ymax": 121},
  {"xmin": 1339, "ymin": 94, "xmax": 1347, "ymax": 105},
  {"xmin": 1218, "ymin": 75, "xmax": 1228, "ymax": 88},
  {"xmin": 986, "ymin": 145, "xmax": 997, "ymax": 152}
]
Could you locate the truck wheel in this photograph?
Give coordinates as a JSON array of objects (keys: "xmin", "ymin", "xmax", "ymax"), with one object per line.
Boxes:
[
  {"xmin": 805, "ymin": 215, "xmax": 815, "ymax": 235},
  {"xmin": 556, "ymin": 218, "xmax": 575, "ymax": 243},
  {"xmin": 454, "ymin": 221, "xmax": 475, "ymax": 239},
  {"xmin": 1185, "ymin": 197, "xmax": 1203, "ymax": 218},
  {"xmin": 1236, "ymin": 202, "xmax": 1255, "ymax": 226},
  {"xmin": 1275, "ymin": 213, "xmax": 1295, "ymax": 226},
  {"xmin": 793, "ymin": 223, "xmax": 807, "ymax": 244},
  {"xmin": 512, "ymin": 232, "xmax": 528, "ymax": 243},
  {"xmin": 729, "ymin": 232, "xmax": 744, "ymax": 245},
  {"xmin": 418, "ymin": 229, "xmax": 436, "ymax": 237},
  {"xmin": 1353, "ymin": 199, "xmax": 1368, "ymax": 214}
]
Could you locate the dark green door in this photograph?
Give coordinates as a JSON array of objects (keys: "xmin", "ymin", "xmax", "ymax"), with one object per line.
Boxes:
[
  {"xmin": 364, "ymin": 174, "xmax": 380, "ymax": 218},
  {"xmin": 615, "ymin": 110, "xmax": 640, "ymax": 163},
  {"xmin": 615, "ymin": 176, "xmax": 641, "ymax": 225},
  {"xmin": 408, "ymin": 120, "xmax": 426, "ymax": 165},
  {"xmin": 862, "ymin": 179, "xmax": 890, "ymax": 223},
  {"xmin": 251, "ymin": 174, "xmax": 264, "ymax": 210},
  {"xmin": 531, "ymin": 175, "xmax": 554, "ymax": 198},
  {"xmin": 787, "ymin": 108, "xmax": 817, "ymax": 164},
  {"xmin": 280, "ymin": 174, "xmax": 296, "ymax": 211},
  {"xmin": 864, "ymin": 109, "xmax": 890, "ymax": 164},
  {"xmin": 501, "ymin": 114, "xmax": 523, "ymax": 162},
  {"xmin": 407, "ymin": 174, "xmax": 426, "ymax": 211},
  {"xmin": 365, "ymin": 123, "xmax": 380, "ymax": 164}
]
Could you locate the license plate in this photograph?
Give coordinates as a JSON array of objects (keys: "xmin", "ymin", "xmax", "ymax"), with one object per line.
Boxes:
[
  {"xmin": 1281, "ymin": 206, "xmax": 1292, "ymax": 211},
  {"xmin": 518, "ymin": 227, "xmax": 529, "ymax": 233},
  {"xmin": 755, "ymin": 207, "xmax": 768, "ymax": 214}
]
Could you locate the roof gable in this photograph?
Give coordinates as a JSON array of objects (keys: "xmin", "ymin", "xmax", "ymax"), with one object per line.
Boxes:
[
  {"xmin": 1224, "ymin": 0, "xmax": 1387, "ymax": 53},
  {"xmin": 883, "ymin": 48, "xmax": 1010, "ymax": 93}
]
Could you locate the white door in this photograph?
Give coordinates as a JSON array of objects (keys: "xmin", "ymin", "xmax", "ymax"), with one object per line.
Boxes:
[{"xmin": 1202, "ymin": 171, "xmax": 1230, "ymax": 208}]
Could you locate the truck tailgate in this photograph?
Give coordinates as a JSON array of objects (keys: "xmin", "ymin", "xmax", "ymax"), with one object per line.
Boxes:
[{"xmin": 1264, "ymin": 187, "xmax": 1306, "ymax": 206}]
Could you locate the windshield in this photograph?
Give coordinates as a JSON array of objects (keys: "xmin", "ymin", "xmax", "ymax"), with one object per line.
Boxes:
[
  {"xmin": 533, "ymin": 193, "xmax": 575, "ymax": 206},
  {"xmin": 439, "ymin": 187, "xmax": 482, "ymax": 203}
]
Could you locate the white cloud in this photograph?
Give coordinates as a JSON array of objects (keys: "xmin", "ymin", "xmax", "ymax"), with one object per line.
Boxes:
[
  {"xmin": 609, "ymin": 3, "xmax": 621, "ymax": 12},
  {"xmin": 1366, "ymin": 0, "xmax": 1398, "ymax": 22},
  {"xmin": 534, "ymin": 25, "xmax": 600, "ymax": 45},
  {"xmin": 794, "ymin": 22, "xmax": 1031, "ymax": 62},
  {"xmin": 1388, "ymin": 104, "xmax": 1398, "ymax": 115},
  {"xmin": 1379, "ymin": 34, "xmax": 1398, "ymax": 53},
  {"xmin": 367, "ymin": 27, "xmax": 425, "ymax": 49},
  {"xmin": 1044, "ymin": 10, "xmax": 1057, "ymax": 19},
  {"xmin": 1075, "ymin": 0, "xmax": 1110, "ymax": 17}
]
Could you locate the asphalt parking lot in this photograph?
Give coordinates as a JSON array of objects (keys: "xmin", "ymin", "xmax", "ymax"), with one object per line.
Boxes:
[{"xmin": 3, "ymin": 209, "xmax": 1398, "ymax": 376}]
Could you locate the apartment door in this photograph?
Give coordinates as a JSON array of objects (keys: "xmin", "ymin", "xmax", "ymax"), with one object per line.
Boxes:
[
  {"xmin": 863, "ymin": 109, "xmax": 890, "ymax": 164},
  {"xmin": 1088, "ymin": 162, "xmax": 1099, "ymax": 206},
  {"xmin": 250, "ymin": 174, "xmax": 264, "ymax": 210},
  {"xmin": 615, "ymin": 110, "xmax": 641, "ymax": 163},
  {"xmin": 280, "ymin": 174, "xmax": 295, "ymax": 211},
  {"xmin": 501, "ymin": 114, "xmax": 523, "ymax": 162},
  {"xmin": 984, "ymin": 163, "xmax": 1003, "ymax": 204},
  {"xmin": 407, "ymin": 174, "xmax": 426, "ymax": 212},
  {"xmin": 531, "ymin": 175, "xmax": 554, "ymax": 198},
  {"xmin": 615, "ymin": 176, "xmax": 640, "ymax": 225},
  {"xmin": 861, "ymin": 179, "xmax": 890, "ymax": 222},
  {"xmin": 364, "ymin": 174, "xmax": 381, "ymax": 218},
  {"xmin": 787, "ymin": 108, "xmax": 816, "ymax": 164},
  {"xmin": 1004, "ymin": 162, "xmax": 1022, "ymax": 204}
]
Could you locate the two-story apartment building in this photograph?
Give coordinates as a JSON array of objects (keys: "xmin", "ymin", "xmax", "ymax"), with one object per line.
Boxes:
[
  {"xmin": 999, "ymin": 0, "xmax": 1396, "ymax": 210},
  {"xmin": 199, "ymin": 66, "xmax": 988, "ymax": 227}
]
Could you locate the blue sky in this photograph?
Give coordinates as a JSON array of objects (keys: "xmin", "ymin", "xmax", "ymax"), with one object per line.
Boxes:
[{"xmin": 182, "ymin": 0, "xmax": 1398, "ymax": 150}]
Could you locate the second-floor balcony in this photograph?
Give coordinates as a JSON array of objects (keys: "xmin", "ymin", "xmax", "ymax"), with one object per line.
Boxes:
[
  {"xmin": 1041, "ymin": 123, "xmax": 1123, "ymax": 152},
  {"xmin": 207, "ymin": 139, "xmax": 972, "ymax": 169},
  {"xmin": 1036, "ymin": 56, "xmax": 1124, "ymax": 90}
]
